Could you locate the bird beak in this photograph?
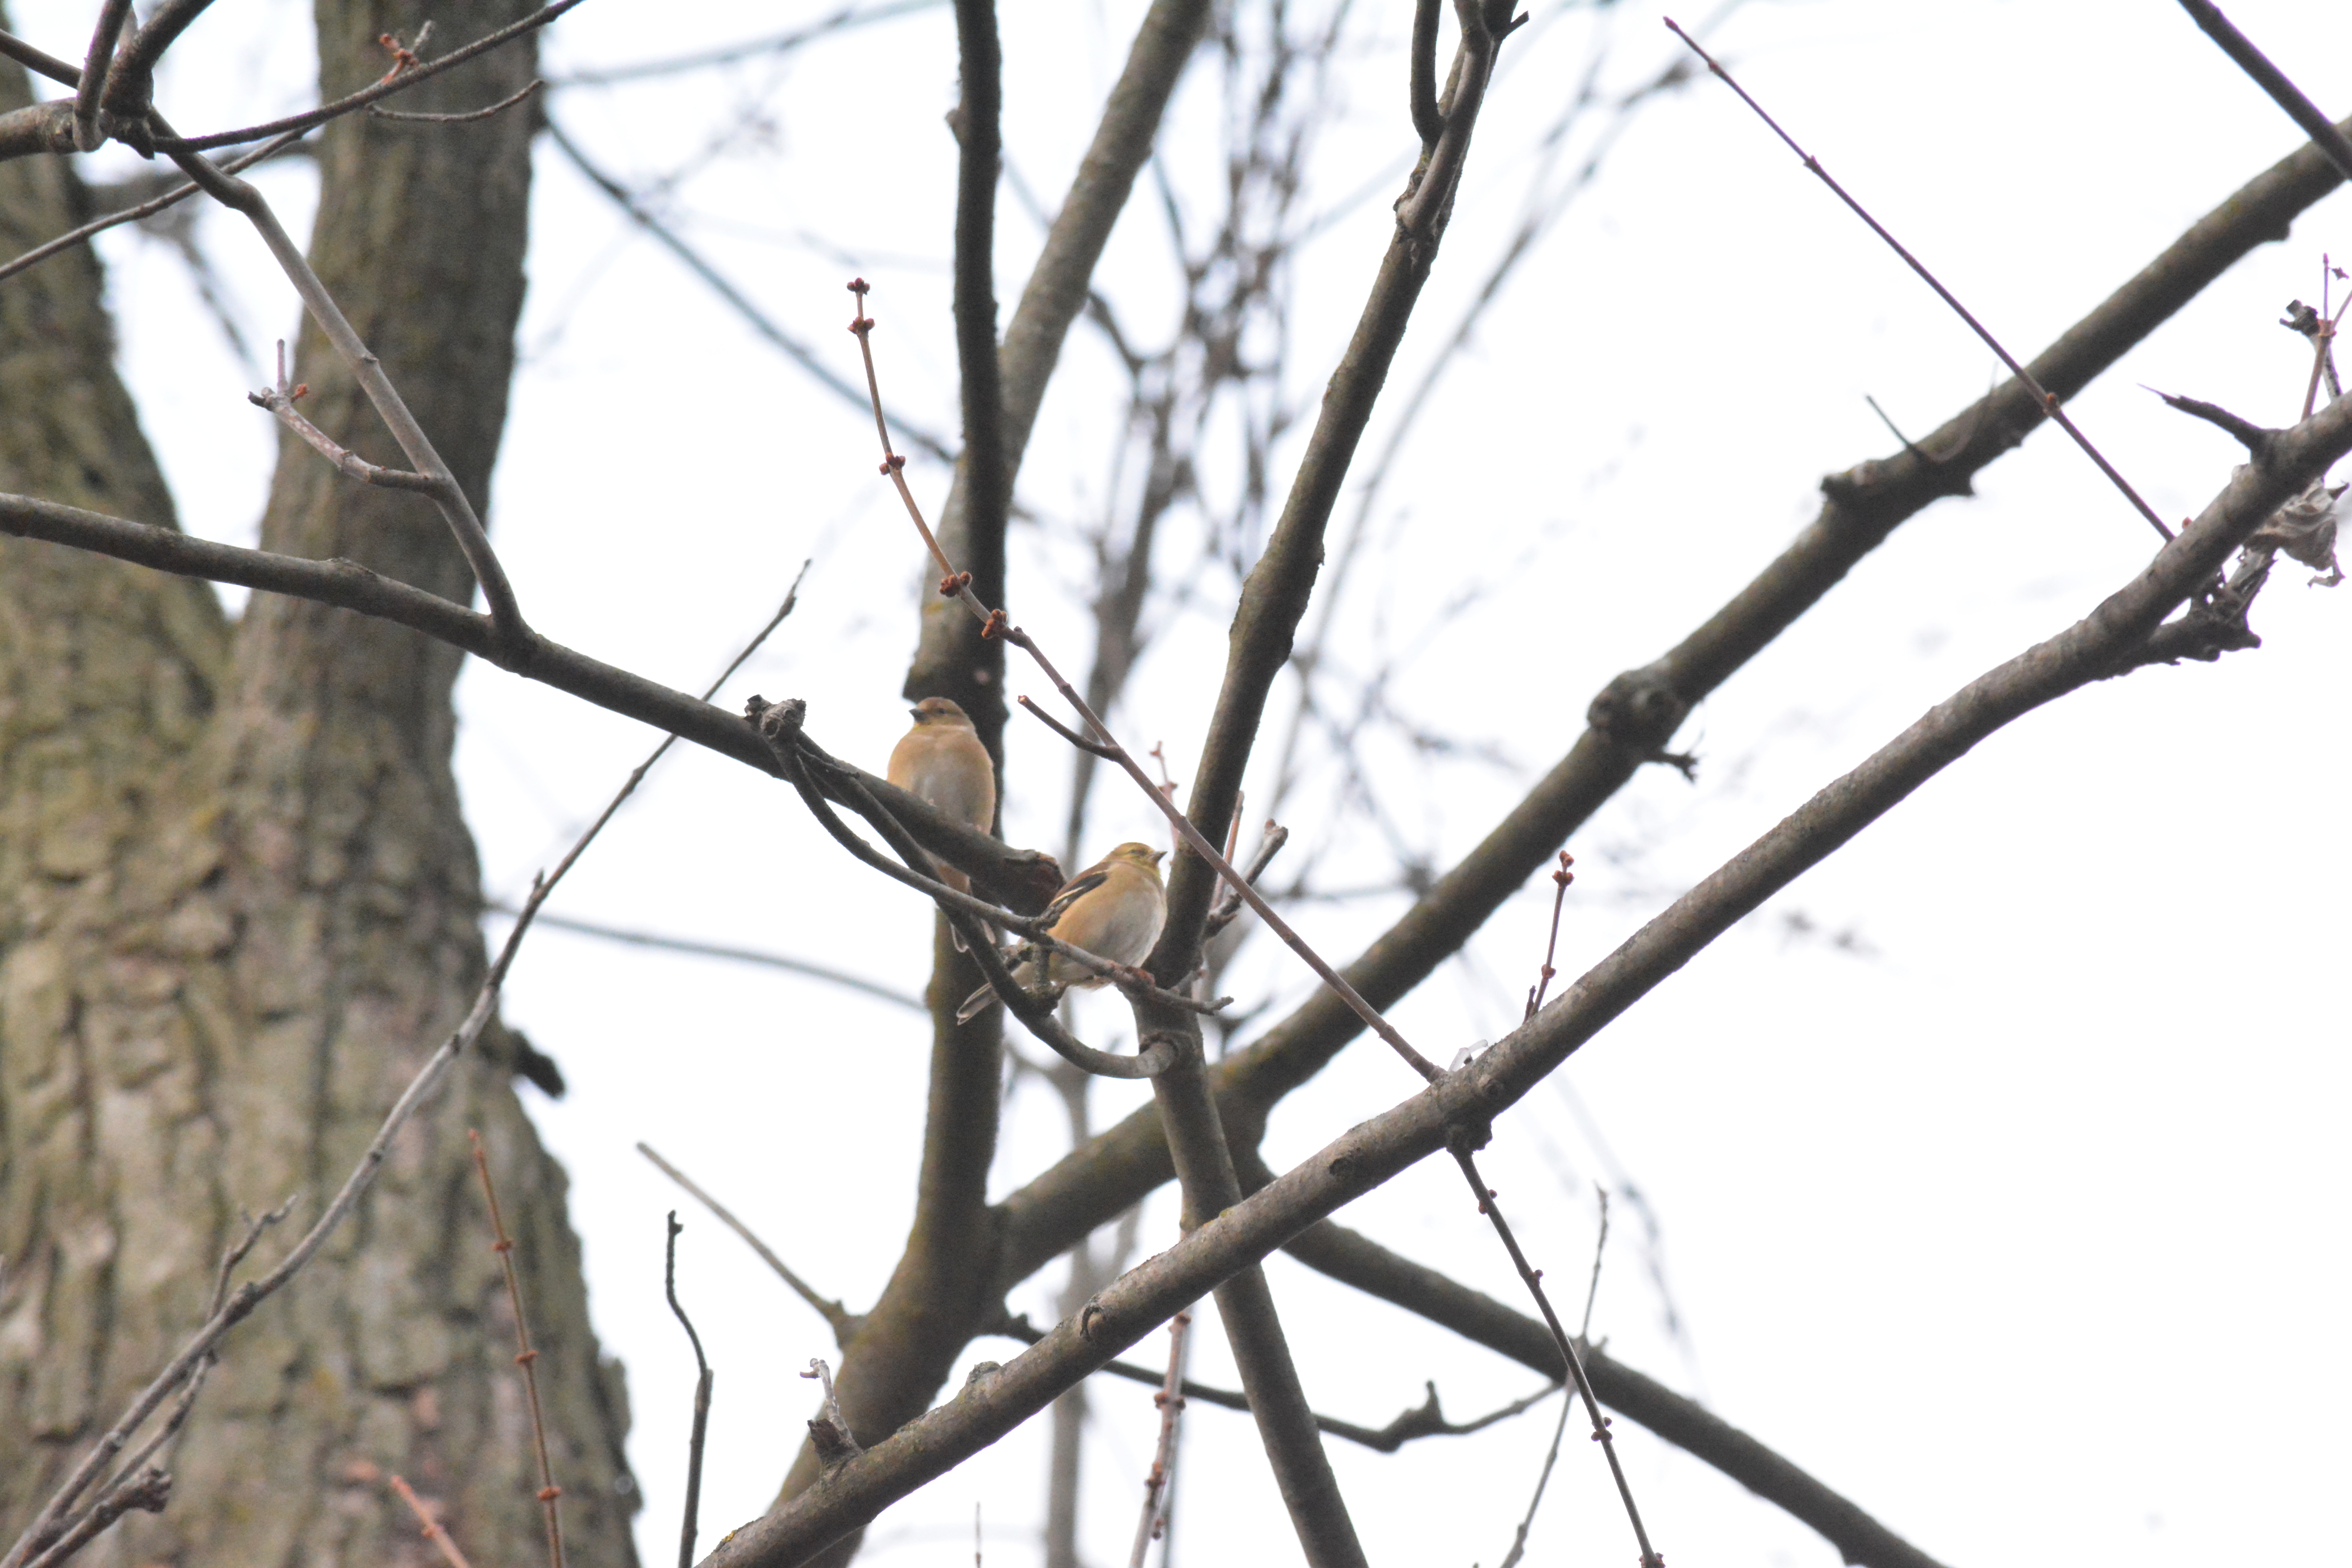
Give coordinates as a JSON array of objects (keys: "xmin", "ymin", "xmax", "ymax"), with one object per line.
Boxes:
[
  {"xmin": 907, "ymin": 707, "xmax": 923, "ymax": 722},
  {"xmin": 1151, "ymin": 850, "xmax": 1167, "ymax": 864}
]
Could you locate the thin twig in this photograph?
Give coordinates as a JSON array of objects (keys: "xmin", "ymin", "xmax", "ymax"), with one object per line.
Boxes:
[
  {"xmin": 370, "ymin": 78, "xmax": 543, "ymax": 124},
  {"xmin": 846, "ymin": 284, "xmax": 1445, "ymax": 1083},
  {"xmin": 1523, "ymin": 852, "xmax": 1574, "ymax": 1020},
  {"xmin": 1664, "ymin": 19, "xmax": 2176, "ymax": 543},
  {"xmin": 527, "ymin": 563, "xmax": 809, "ymax": 924},
  {"xmin": 1280, "ymin": 1210, "xmax": 1950, "ymax": 1568},
  {"xmin": 250, "ymin": 340, "xmax": 438, "ymax": 491},
  {"xmin": 550, "ymin": 129, "xmax": 953, "ymax": 462},
  {"xmin": 160, "ymin": 118, "xmax": 531, "ymax": 646},
  {"xmin": 1495, "ymin": 1183, "xmax": 1611, "ymax": 1566},
  {"xmin": 990, "ymin": 1313, "xmax": 1555, "ymax": 1452},
  {"xmin": 469, "ymin": 1131, "xmax": 565, "ymax": 1568},
  {"xmin": 1203, "ymin": 820, "xmax": 1289, "ymax": 941},
  {"xmin": 152, "ymin": 0, "xmax": 589, "ymax": 150},
  {"xmin": 637, "ymin": 1144, "xmax": 862, "ymax": 1345},
  {"xmin": 1580, "ymin": 1186, "xmax": 1611, "ymax": 1342},
  {"xmin": 1864, "ymin": 393, "xmax": 1920, "ymax": 455},
  {"xmin": 549, "ymin": 0, "xmax": 942, "ymax": 85},
  {"xmin": 1127, "ymin": 1310, "xmax": 1191, "ymax": 1568},
  {"xmin": 12, "ymin": 1196, "xmax": 293, "ymax": 1568},
  {"xmin": 1493, "ymin": 1394, "xmax": 1569, "ymax": 1568},
  {"xmin": 15, "ymin": 1475, "xmax": 167, "ymax": 1568},
  {"xmin": 1450, "ymin": 1149, "xmax": 1662, "ymax": 1568},
  {"xmin": 389, "ymin": 1475, "xmax": 475, "ymax": 1568},
  {"xmin": 485, "ymin": 904, "xmax": 924, "ymax": 1012},
  {"xmin": 0, "ymin": 129, "xmax": 307, "ymax": 288},
  {"xmin": 664, "ymin": 1216, "xmax": 714, "ymax": 1568},
  {"xmin": 0, "ymin": 28, "xmax": 80, "ymax": 86}
]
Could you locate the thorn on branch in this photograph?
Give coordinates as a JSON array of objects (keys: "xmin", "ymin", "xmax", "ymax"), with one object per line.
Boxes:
[{"xmin": 2148, "ymin": 387, "xmax": 2276, "ymax": 458}]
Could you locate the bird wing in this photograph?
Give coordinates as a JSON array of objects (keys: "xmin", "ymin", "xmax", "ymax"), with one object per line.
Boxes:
[{"xmin": 1039, "ymin": 865, "xmax": 1111, "ymax": 931}]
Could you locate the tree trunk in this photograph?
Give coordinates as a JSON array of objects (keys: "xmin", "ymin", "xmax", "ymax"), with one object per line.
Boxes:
[{"xmin": 0, "ymin": 7, "xmax": 637, "ymax": 1567}]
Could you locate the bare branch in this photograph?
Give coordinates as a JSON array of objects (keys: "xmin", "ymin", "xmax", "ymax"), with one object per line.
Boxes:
[
  {"xmin": 1408, "ymin": 0, "xmax": 1443, "ymax": 147},
  {"xmin": 71, "ymin": 0, "xmax": 132, "ymax": 152},
  {"xmin": 638, "ymin": 1144, "xmax": 863, "ymax": 1346},
  {"xmin": 1143, "ymin": 1035, "xmax": 1365, "ymax": 1566},
  {"xmin": 0, "ymin": 128, "xmax": 307, "ymax": 287},
  {"xmin": 2173, "ymin": 0, "xmax": 2352, "ymax": 185},
  {"xmin": 0, "ymin": 493, "xmax": 1074, "ymax": 909},
  {"xmin": 1274, "ymin": 1205, "xmax": 1953, "ymax": 1568},
  {"xmin": 160, "ymin": 119, "xmax": 530, "ymax": 646},
  {"xmin": 904, "ymin": 0, "xmax": 1216, "ymax": 758},
  {"xmin": 250, "ymin": 345, "xmax": 439, "ymax": 490},
  {"xmin": 1450, "ymin": 1149, "xmax": 1661, "ymax": 1568},
  {"xmin": 996, "ymin": 1314, "xmax": 1556, "ymax": 1455},
  {"xmin": 546, "ymin": 124, "xmax": 953, "ymax": 461},
  {"xmin": 0, "ymin": 29, "xmax": 79, "ymax": 87},
  {"xmin": 2153, "ymin": 387, "xmax": 2276, "ymax": 455},
  {"xmin": 488, "ymin": 905, "xmax": 925, "ymax": 1012},
  {"xmin": 1125, "ymin": 1310, "xmax": 1190, "ymax": 1568},
  {"xmin": 1666, "ymin": 18, "xmax": 2175, "ymax": 542},
  {"xmin": 549, "ymin": 0, "xmax": 943, "ymax": 86},
  {"xmin": 369, "ymin": 78, "xmax": 543, "ymax": 124},
  {"xmin": 950, "ymin": 0, "xmax": 1008, "ymax": 613},
  {"xmin": 664, "ymin": 1216, "xmax": 715, "ymax": 1568},
  {"xmin": 1203, "ymin": 820, "xmax": 1288, "ymax": 941},
  {"xmin": 96, "ymin": 0, "xmax": 218, "ymax": 127},
  {"xmin": 152, "ymin": 0, "xmax": 590, "ymax": 151}
]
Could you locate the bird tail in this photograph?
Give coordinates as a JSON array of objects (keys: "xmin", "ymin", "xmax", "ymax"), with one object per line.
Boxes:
[{"xmin": 954, "ymin": 982, "xmax": 1000, "ymax": 1025}]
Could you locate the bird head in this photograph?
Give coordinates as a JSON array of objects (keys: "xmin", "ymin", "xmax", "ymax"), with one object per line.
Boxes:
[
  {"xmin": 907, "ymin": 696, "xmax": 975, "ymax": 728},
  {"xmin": 1106, "ymin": 842, "xmax": 1167, "ymax": 879}
]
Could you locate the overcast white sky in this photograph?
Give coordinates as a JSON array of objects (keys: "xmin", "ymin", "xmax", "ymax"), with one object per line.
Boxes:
[{"xmin": 22, "ymin": 0, "xmax": 2350, "ymax": 1563}]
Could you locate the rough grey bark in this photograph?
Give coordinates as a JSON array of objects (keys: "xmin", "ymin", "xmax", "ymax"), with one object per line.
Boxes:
[{"xmin": 0, "ymin": 5, "xmax": 637, "ymax": 1568}]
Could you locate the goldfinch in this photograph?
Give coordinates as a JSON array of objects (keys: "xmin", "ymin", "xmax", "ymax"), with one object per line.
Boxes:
[
  {"xmin": 887, "ymin": 697, "xmax": 996, "ymax": 894},
  {"xmin": 956, "ymin": 842, "xmax": 1167, "ymax": 1022}
]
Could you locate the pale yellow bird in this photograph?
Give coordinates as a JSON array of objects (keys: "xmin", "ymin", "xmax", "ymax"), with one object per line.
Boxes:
[
  {"xmin": 887, "ymin": 697, "xmax": 996, "ymax": 895},
  {"xmin": 956, "ymin": 842, "xmax": 1167, "ymax": 1022}
]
